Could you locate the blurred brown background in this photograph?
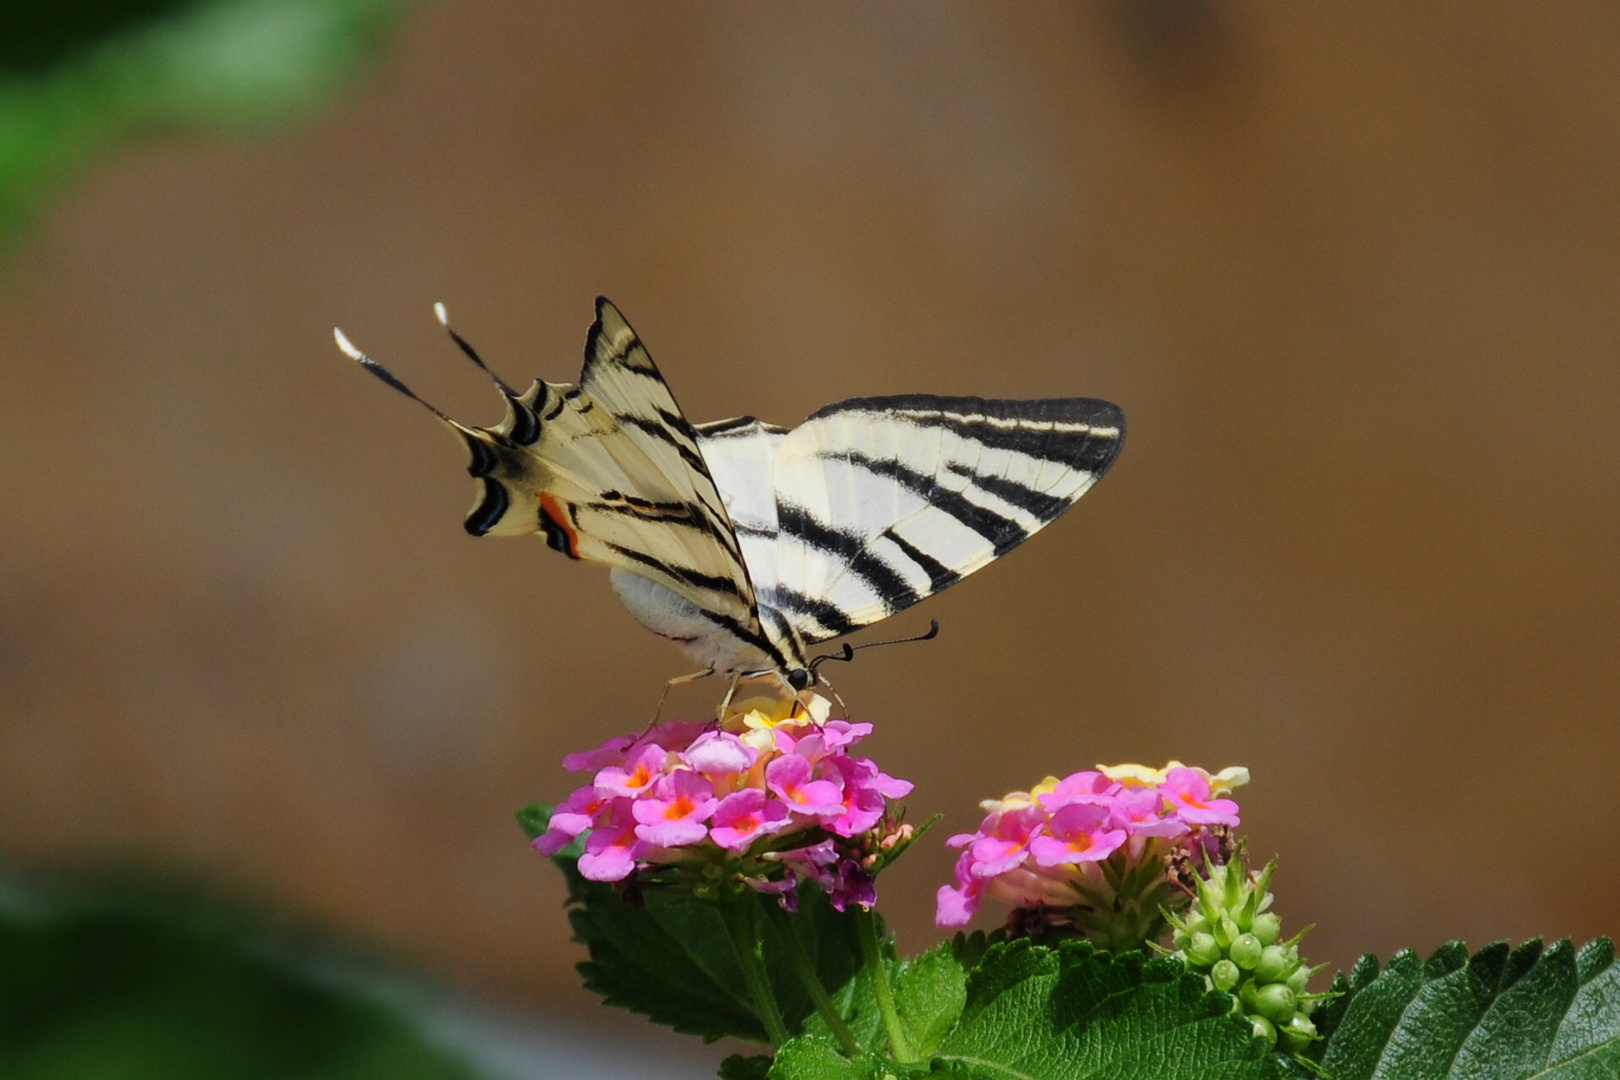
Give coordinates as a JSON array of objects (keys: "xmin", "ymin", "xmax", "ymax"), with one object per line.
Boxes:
[{"xmin": 2, "ymin": 0, "xmax": 1617, "ymax": 1031}]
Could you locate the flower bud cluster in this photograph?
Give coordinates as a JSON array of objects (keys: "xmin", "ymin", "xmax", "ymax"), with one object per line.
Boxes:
[
  {"xmin": 1168, "ymin": 854, "xmax": 1325, "ymax": 1053},
  {"xmin": 936, "ymin": 762, "xmax": 1247, "ymax": 951},
  {"xmin": 534, "ymin": 693, "xmax": 913, "ymax": 912}
]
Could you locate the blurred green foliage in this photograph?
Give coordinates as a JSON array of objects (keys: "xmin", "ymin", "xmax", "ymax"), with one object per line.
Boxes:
[
  {"xmin": 0, "ymin": 872, "xmax": 475, "ymax": 1079},
  {"xmin": 0, "ymin": 0, "xmax": 409, "ymax": 246}
]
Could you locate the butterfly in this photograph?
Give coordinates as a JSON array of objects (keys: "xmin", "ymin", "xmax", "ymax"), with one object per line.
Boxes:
[{"xmin": 335, "ymin": 298, "xmax": 1124, "ymax": 694}]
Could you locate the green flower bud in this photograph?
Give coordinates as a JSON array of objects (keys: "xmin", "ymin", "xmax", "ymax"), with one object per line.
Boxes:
[
  {"xmin": 1211, "ymin": 958, "xmax": 1240, "ymax": 991},
  {"xmin": 1276, "ymin": 1014, "xmax": 1318, "ymax": 1054},
  {"xmin": 1286, "ymin": 964, "xmax": 1311, "ymax": 995},
  {"xmin": 1255, "ymin": 944, "xmax": 1294, "ymax": 983},
  {"xmin": 1230, "ymin": 933, "xmax": 1263, "ymax": 969},
  {"xmin": 1187, "ymin": 932, "xmax": 1221, "ymax": 967},
  {"xmin": 1236, "ymin": 893, "xmax": 1260, "ymax": 933},
  {"xmin": 1239, "ymin": 980, "xmax": 1259, "ymax": 1013},
  {"xmin": 1254, "ymin": 983, "xmax": 1297, "ymax": 1025},
  {"xmin": 1250, "ymin": 911, "xmax": 1281, "ymax": 945},
  {"xmin": 1222, "ymin": 863, "xmax": 1243, "ymax": 910},
  {"xmin": 1172, "ymin": 930, "xmax": 1191, "ymax": 950},
  {"xmin": 1214, "ymin": 914, "xmax": 1239, "ymax": 949},
  {"xmin": 1249, "ymin": 1014, "xmax": 1278, "ymax": 1045},
  {"xmin": 1184, "ymin": 912, "xmax": 1211, "ymax": 935}
]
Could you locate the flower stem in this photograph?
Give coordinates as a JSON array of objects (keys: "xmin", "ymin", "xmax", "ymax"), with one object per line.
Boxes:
[
  {"xmin": 764, "ymin": 901, "xmax": 864, "ymax": 1058},
  {"xmin": 720, "ymin": 892, "xmax": 791, "ymax": 1048},
  {"xmin": 854, "ymin": 908, "xmax": 915, "ymax": 1063}
]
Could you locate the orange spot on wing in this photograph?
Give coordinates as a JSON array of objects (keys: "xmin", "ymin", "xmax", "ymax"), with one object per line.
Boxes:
[{"xmin": 540, "ymin": 494, "xmax": 581, "ymax": 557}]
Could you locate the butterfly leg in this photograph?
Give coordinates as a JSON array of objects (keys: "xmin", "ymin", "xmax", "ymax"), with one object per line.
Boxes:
[
  {"xmin": 651, "ymin": 667, "xmax": 714, "ymax": 726},
  {"xmin": 714, "ymin": 671, "xmax": 744, "ymax": 722}
]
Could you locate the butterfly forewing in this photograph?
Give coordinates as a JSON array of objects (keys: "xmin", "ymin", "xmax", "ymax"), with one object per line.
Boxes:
[{"xmin": 763, "ymin": 395, "xmax": 1124, "ymax": 644}]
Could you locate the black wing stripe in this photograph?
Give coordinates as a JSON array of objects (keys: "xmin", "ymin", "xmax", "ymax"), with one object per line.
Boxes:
[
  {"xmin": 616, "ymin": 413, "xmax": 714, "ymax": 478},
  {"xmin": 902, "ymin": 414, "xmax": 1117, "ymax": 471},
  {"xmin": 465, "ymin": 478, "xmax": 510, "ymax": 536},
  {"xmin": 605, "ymin": 332, "xmax": 662, "ymax": 377},
  {"xmin": 945, "ymin": 465, "xmax": 1073, "ymax": 521},
  {"xmin": 881, "ymin": 529, "xmax": 960, "ymax": 592},
  {"xmin": 654, "ymin": 404, "xmax": 702, "ymax": 445},
  {"xmin": 761, "ymin": 586, "xmax": 859, "ymax": 639},
  {"xmin": 697, "ymin": 415, "xmax": 790, "ymax": 439},
  {"xmin": 700, "ymin": 609, "xmax": 796, "ymax": 673},
  {"xmin": 584, "ymin": 499, "xmax": 742, "ymax": 559},
  {"xmin": 504, "ymin": 397, "xmax": 540, "ymax": 445},
  {"xmin": 807, "ymin": 396, "xmax": 1124, "ymax": 473},
  {"xmin": 777, "ymin": 504, "xmax": 917, "ymax": 611},
  {"xmin": 598, "ymin": 491, "xmax": 689, "ymax": 512},
  {"xmin": 604, "ymin": 542, "xmax": 747, "ymax": 601},
  {"xmin": 840, "ymin": 452, "xmax": 1027, "ymax": 551},
  {"xmin": 462, "ymin": 433, "xmax": 498, "ymax": 478}
]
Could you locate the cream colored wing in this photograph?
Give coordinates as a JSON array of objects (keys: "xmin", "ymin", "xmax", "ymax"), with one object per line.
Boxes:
[{"xmin": 336, "ymin": 299, "xmax": 768, "ymax": 661}]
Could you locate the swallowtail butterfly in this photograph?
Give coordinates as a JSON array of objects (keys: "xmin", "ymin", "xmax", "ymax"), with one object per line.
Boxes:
[{"xmin": 335, "ymin": 298, "xmax": 1124, "ymax": 691}]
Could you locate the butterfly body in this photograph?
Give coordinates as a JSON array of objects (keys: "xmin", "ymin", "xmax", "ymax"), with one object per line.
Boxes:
[{"xmin": 338, "ymin": 299, "xmax": 1124, "ymax": 688}]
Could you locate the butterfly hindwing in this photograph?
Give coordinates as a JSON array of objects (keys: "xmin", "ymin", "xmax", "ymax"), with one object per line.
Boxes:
[
  {"xmin": 443, "ymin": 301, "xmax": 761, "ymax": 637},
  {"xmin": 760, "ymin": 395, "xmax": 1125, "ymax": 644}
]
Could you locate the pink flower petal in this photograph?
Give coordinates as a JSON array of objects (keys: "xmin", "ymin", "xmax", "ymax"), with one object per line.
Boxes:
[{"xmin": 684, "ymin": 731, "xmax": 756, "ymax": 775}]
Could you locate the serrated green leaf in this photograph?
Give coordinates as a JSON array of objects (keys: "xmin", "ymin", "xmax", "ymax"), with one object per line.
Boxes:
[
  {"xmin": 895, "ymin": 944, "xmax": 970, "ymax": 1057},
  {"xmin": 950, "ymin": 930, "xmax": 996, "ymax": 974},
  {"xmin": 765, "ymin": 1035, "xmax": 941, "ymax": 1080},
  {"xmin": 808, "ymin": 937, "xmax": 970, "ymax": 1059},
  {"xmin": 1309, "ymin": 938, "xmax": 1620, "ymax": 1080},
  {"xmin": 934, "ymin": 940, "xmax": 1278, "ymax": 1080},
  {"xmin": 766, "ymin": 1036, "xmax": 868, "ymax": 1080},
  {"xmin": 514, "ymin": 803, "xmax": 551, "ymax": 842},
  {"xmin": 719, "ymin": 1052, "xmax": 775, "ymax": 1080},
  {"xmin": 554, "ymin": 856, "xmax": 861, "ymax": 1044}
]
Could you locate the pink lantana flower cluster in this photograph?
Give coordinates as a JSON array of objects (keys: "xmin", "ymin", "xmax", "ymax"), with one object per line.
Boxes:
[
  {"xmin": 936, "ymin": 761, "xmax": 1248, "ymax": 951},
  {"xmin": 534, "ymin": 694, "xmax": 914, "ymax": 912}
]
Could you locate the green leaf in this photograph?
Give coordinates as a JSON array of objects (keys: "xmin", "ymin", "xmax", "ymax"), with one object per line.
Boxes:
[
  {"xmin": 719, "ymin": 1052, "xmax": 775, "ymax": 1080},
  {"xmin": 0, "ymin": 870, "xmax": 475, "ymax": 1079},
  {"xmin": 934, "ymin": 940, "xmax": 1279, "ymax": 1079},
  {"xmin": 514, "ymin": 803, "xmax": 552, "ymax": 842},
  {"xmin": 1307, "ymin": 938, "xmax": 1620, "ymax": 1079},
  {"xmin": 764, "ymin": 1035, "xmax": 939, "ymax": 1080},
  {"xmin": 0, "ymin": 0, "xmax": 409, "ymax": 248},
  {"xmin": 553, "ymin": 855, "xmax": 862, "ymax": 1044},
  {"xmin": 802, "ymin": 931, "xmax": 969, "ymax": 1058},
  {"xmin": 894, "ymin": 944, "xmax": 971, "ymax": 1057}
]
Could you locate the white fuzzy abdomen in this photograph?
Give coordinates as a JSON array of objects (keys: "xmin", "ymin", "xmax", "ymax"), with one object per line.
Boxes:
[{"xmin": 609, "ymin": 569, "xmax": 774, "ymax": 675}]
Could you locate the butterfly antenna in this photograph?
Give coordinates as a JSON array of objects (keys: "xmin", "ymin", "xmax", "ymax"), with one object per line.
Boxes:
[
  {"xmin": 334, "ymin": 327, "xmax": 457, "ymax": 424},
  {"xmin": 434, "ymin": 302, "xmax": 518, "ymax": 397},
  {"xmin": 807, "ymin": 619, "xmax": 941, "ymax": 676}
]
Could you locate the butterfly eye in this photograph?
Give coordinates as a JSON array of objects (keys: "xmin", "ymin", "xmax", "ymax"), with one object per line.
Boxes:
[{"xmin": 786, "ymin": 669, "xmax": 812, "ymax": 692}]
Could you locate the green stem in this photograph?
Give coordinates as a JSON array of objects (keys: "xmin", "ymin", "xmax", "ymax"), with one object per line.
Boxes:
[
  {"xmin": 764, "ymin": 902, "xmax": 865, "ymax": 1058},
  {"xmin": 720, "ymin": 892, "xmax": 792, "ymax": 1048},
  {"xmin": 855, "ymin": 908, "xmax": 915, "ymax": 1063}
]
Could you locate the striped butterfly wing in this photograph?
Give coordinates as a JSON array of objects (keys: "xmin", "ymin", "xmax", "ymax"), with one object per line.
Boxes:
[
  {"xmin": 762, "ymin": 395, "xmax": 1125, "ymax": 643},
  {"xmin": 565, "ymin": 300, "xmax": 759, "ymax": 623},
  {"xmin": 692, "ymin": 417, "xmax": 798, "ymax": 651},
  {"xmin": 378, "ymin": 299, "xmax": 761, "ymax": 639}
]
